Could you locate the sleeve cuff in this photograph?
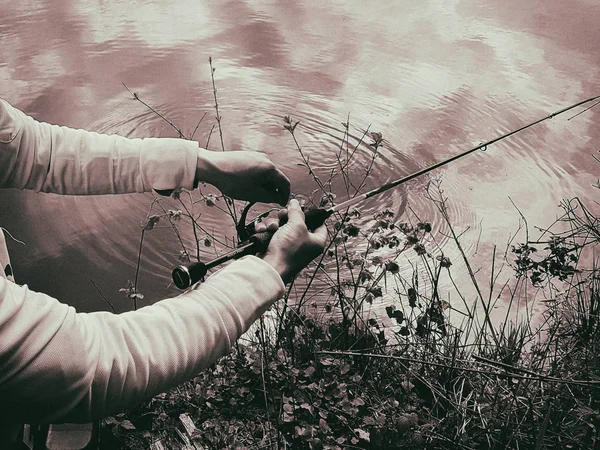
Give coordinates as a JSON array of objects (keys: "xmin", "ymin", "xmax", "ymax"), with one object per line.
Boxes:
[{"xmin": 139, "ymin": 138, "xmax": 199, "ymax": 192}]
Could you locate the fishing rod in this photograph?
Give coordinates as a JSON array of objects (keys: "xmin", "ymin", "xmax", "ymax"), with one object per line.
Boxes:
[{"xmin": 172, "ymin": 95, "xmax": 600, "ymax": 289}]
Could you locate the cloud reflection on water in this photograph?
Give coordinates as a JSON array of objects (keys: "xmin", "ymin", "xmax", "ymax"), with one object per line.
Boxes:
[{"xmin": 0, "ymin": 0, "xmax": 597, "ymax": 319}]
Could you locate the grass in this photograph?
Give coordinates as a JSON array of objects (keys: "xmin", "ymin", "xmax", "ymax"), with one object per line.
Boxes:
[{"xmin": 99, "ymin": 60, "xmax": 600, "ymax": 449}]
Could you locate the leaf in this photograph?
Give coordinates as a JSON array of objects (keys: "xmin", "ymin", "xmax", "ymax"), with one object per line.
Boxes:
[
  {"xmin": 354, "ymin": 428, "xmax": 370, "ymax": 442},
  {"xmin": 385, "ymin": 261, "xmax": 400, "ymax": 274},
  {"xmin": 237, "ymin": 386, "xmax": 250, "ymax": 396},
  {"xmin": 205, "ymin": 194, "xmax": 217, "ymax": 207},
  {"xmin": 319, "ymin": 418, "xmax": 329, "ymax": 433},
  {"xmin": 413, "ymin": 243, "xmax": 427, "ymax": 256},
  {"xmin": 386, "ymin": 306, "xmax": 395, "ymax": 318},
  {"xmin": 142, "ymin": 215, "xmax": 161, "ymax": 231},
  {"xmin": 344, "ymin": 223, "xmax": 360, "ymax": 237},
  {"xmin": 300, "ymin": 403, "xmax": 314, "ymax": 414},
  {"xmin": 119, "ymin": 420, "xmax": 136, "ymax": 430},
  {"xmin": 304, "ymin": 366, "xmax": 316, "ymax": 377},
  {"xmin": 401, "ymin": 380, "xmax": 414, "ymax": 392},
  {"xmin": 320, "ymin": 356, "xmax": 335, "ymax": 366},
  {"xmin": 179, "ymin": 250, "xmax": 190, "ymax": 263},
  {"xmin": 408, "ymin": 288, "xmax": 417, "ymax": 308},
  {"xmin": 436, "ymin": 254, "xmax": 452, "ymax": 268},
  {"xmin": 417, "ymin": 221, "xmax": 432, "ymax": 233},
  {"xmin": 393, "ymin": 309, "xmax": 404, "ymax": 323},
  {"xmin": 368, "ymin": 285, "xmax": 383, "ymax": 298},
  {"xmin": 370, "ymin": 132, "xmax": 382, "ymax": 142},
  {"xmin": 104, "ymin": 417, "xmax": 118, "ymax": 425},
  {"xmin": 167, "ymin": 209, "xmax": 182, "ymax": 223},
  {"xmin": 352, "ymin": 397, "xmax": 365, "ymax": 406}
]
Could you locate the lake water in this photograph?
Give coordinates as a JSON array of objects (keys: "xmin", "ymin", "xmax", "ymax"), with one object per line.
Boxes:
[{"xmin": 0, "ymin": 0, "xmax": 598, "ymax": 323}]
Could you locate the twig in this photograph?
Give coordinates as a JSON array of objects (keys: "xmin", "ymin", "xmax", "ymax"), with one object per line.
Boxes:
[
  {"xmin": 190, "ymin": 111, "xmax": 208, "ymax": 141},
  {"xmin": 133, "ymin": 229, "xmax": 145, "ymax": 311},
  {"xmin": 122, "ymin": 83, "xmax": 184, "ymax": 138},
  {"xmin": 208, "ymin": 57, "xmax": 226, "ymax": 153},
  {"xmin": 205, "ymin": 124, "xmax": 215, "ymax": 149},
  {"xmin": 0, "ymin": 227, "xmax": 25, "ymax": 246},
  {"xmin": 89, "ymin": 278, "xmax": 116, "ymax": 313},
  {"xmin": 207, "ymin": 57, "xmax": 238, "ymax": 225},
  {"xmin": 471, "ymin": 354, "xmax": 600, "ymax": 386}
]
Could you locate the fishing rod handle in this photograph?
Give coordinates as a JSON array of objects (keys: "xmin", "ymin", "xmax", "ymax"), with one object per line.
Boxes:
[
  {"xmin": 172, "ymin": 232, "xmax": 272, "ymax": 289},
  {"xmin": 172, "ymin": 261, "xmax": 208, "ymax": 290}
]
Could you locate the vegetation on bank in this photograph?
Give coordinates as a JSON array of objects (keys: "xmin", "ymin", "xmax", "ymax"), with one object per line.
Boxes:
[{"xmin": 100, "ymin": 62, "xmax": 600, "ymax": 449}]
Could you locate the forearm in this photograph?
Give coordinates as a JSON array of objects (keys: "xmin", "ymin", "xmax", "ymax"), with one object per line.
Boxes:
[
  {"xmin": 0, "ymin": 256, "xmax": 284, "ymax": 423},
  {"xmin": 0, "ymin": 99, "xmax": 199, "ymax": 195}
]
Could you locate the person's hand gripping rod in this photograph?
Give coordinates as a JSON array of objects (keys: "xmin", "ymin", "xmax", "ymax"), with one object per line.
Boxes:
[{"xmin": 171, "ymin": 205, "xmax": 331, "ymax": 289}]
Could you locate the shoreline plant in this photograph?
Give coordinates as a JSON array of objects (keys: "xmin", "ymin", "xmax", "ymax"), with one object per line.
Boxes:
[{"xmin": 100, "ymin": 60, "xmax": 600, "ymax": 449}]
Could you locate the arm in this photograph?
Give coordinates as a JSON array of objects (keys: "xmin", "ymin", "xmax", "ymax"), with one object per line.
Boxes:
[
  {"xmin": 0, "ymin": 99, "xmax": 290, "ymax": 204},
  {"xmin": 0, "ymin": 98, "xmax": 198, "ymax": 195},
  {"xmin": 0, "ymin": 201, "xmax": 326, "ymax": 424},
  {"xmin": 0, "ymin": 256, "xmax": 285, "ymax": 423}
]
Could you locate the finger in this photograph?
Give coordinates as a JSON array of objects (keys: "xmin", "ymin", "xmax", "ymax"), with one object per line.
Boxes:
[
  {"xmin": 277, "ymin": 207, "xmax": 288, "ymax": 224},
  {"xmin": 269, "ymin": 169, "xmax": 291, "ymax": 206},
  {"xmin": 256, "ymin": 170, "xmax": 290, "ymax": 206},
  {"xmin": 252, "ymin": 186, "xmax": 278, "ymax": 204},
  {"xmin": 311, "ymin": 224, "xmax": 329, "ymax": 247},
  {"xmin": 255, "ymin": 185, "xmax": 289, "ymax": 207},
  {"xmin": 286, "ymin": 198, "xmax": 306, "ymax": 224},
  {"xmin": 254, "ymin": 222, "xmax": 267, "ymax": 233},
  {"xmin": 266, "ymin": 221, "xmax": 279, "ymax": 232}
]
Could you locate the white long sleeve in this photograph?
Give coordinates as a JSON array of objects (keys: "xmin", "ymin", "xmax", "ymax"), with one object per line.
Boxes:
[
  {"xmin": 0, "ymin": 98, "xmax": 199, "ymax": 195},
  {"xmin": 0, "ymin": 256, "xmax": 285, "ymax": 424}
]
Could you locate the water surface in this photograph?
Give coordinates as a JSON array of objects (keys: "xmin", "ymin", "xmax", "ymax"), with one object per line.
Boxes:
[{"xmin": 0, "ymin": 0, "xmax": 598, "ymax": 321}]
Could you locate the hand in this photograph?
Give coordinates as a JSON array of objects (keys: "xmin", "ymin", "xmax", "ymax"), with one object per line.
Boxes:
[
  {"xmin": 260, "ymin": 199, "xmax": 328, "ymax": 284},
  {"xmin": 196, "ymin": 150, "xmax": 291, "ymax": 206}
]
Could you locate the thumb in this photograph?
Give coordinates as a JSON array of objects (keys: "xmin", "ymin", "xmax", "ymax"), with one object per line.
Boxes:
[{"xmin": 285, "ymin": 199, "xmax": 305, "ymax": 224}]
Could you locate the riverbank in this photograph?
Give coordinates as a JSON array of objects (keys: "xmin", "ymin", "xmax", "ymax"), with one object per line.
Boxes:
[
  {"xmin": 98, "ymin": 86, "xmax": 600, "ymax": 449},
  {"xmin": 100, "ymin": 185, "xmax": 600, "ymax": 449}
]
